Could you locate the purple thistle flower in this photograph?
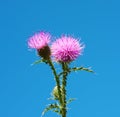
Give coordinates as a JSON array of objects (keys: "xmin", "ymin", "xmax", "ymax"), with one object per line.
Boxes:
[
  {"xmin": 28, "ymin": 32, "xmax": 51, "ymax": 60},
  {"xmin": 28, "ymin": 31, "xmax": 51, "ymax": 50},
  {"xmin": 51, "ymin": 36, "xmax": 84, "ymax": 62}
]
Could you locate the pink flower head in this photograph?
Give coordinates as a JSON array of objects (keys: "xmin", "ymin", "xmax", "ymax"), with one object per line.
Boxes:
[
  {"xmin": 28, "ymin": 31, "xmax": 51, "ymax": 60},
  {"xmin": 51, "ymin": 36, "xmax": 84, "ymax": 62},
  {"xmin": 28, "ymin": 31, "xmax": 51, "ymax": 50}
]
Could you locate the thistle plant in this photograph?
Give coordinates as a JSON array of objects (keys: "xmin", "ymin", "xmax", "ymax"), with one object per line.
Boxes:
[{"xmin": 28, "ymin": 31, "xmax": 93, "ymax": 117}]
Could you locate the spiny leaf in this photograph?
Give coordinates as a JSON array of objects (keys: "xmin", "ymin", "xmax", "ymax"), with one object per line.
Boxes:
[
  {"xmin": 52, "ymin": 109, "xmax": 61, "ymax": 115},
  {"xmin": 67, "ymin": 98, "xmax": 76, "ymax": 104},
  {"xmin": 31, "ymin": 59, "xmax": 48, "ymax": 65},
  {"xmin": 80, "ymin": 67, "xmax": 94, "ymax": 73},
  {"xmin": 31, "ymin": 59, "xmax": 44, "ymax": 65},
  {"xmin": 41, "ymin": 103, "xmax": 60, "ymax": 117},
  {"xmin": 48, "ymin": 97, "xmax": 55, "ymax": 100},
  {"xmin": 69, "ymin": 66, "xmax": 94, "ymax": 73}
]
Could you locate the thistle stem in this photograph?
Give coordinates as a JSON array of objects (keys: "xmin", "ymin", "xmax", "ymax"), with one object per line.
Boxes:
[
  {"xmin": 47, "ymin": 59, "xmax": 63, "ymax": 107},
  {"xmin": 61, "ymin": 62, "xmax": 69, "ymax": 117}
]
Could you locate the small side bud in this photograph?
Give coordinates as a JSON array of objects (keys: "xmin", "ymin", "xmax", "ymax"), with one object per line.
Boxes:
[{"xmin": 52, "ymin": 86, "xmax": 62, "ymax": 100}]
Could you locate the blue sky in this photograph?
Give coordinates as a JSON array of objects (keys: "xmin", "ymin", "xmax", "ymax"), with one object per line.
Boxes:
[{"xmin": 1, "ymin": 0, "xmax": 120, "ymax": 117}]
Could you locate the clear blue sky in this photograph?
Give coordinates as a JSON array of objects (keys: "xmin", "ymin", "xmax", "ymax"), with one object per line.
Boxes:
[{"xmin": 1, "ymin": 0, "xmax": 120, "ymax": 117}]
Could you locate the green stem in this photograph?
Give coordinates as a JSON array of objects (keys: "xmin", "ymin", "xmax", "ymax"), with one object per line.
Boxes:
[
  {"xmin": 47, "ymin": 59, "xmax": 63, "ymax": 107},
  {"xmin": 61, "ymin": 62, "xmax": 69, "ymax": 117}
]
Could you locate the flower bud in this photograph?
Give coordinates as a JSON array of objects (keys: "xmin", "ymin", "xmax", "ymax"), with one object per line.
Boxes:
[
  {"xmin": 37, "ymin": 45, "xmax": 51, "ymax": 60},
  {"xmin": 52, "ymin": 86, "xmax": 61, "ymax": 100}
]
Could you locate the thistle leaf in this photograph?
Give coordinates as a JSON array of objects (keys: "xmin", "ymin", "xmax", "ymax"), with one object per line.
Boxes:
[
  {"xmin": 70, "ymin": 66, "xmax": 94, "ymax": 73},
  {"xmin": 48, "ymin": 97, "xmax": 55, "ymax": 100},
  {"xmin": 31, "ymin": 59, "xmax": 44, "ymax": 65},
  {"xmin": 41, "ymin": 103, "xmax": 60, "ymax": 117},
  {"xmin": 31, "ymin": 59, "xmax": 48, "ymax": 65},
  {"xmin": 52, "ymin": 109, "xmax": 61, "ymax": 115},
  {"xmin": 67, "ymin": 98, "xmax": 76, "ymax": 104}
]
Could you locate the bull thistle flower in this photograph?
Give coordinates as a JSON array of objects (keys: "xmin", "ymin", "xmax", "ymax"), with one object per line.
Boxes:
[
  {"xmin": 28, "ymin": 31, "xmax": 51, "ymax": 60},
  {"xmin": 51, "ymin": 35, "xmax": 84, "ymax": 62}
]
